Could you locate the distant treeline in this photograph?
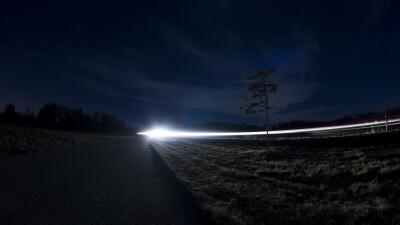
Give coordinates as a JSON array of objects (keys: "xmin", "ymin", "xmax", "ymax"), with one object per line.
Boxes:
[
  {"xmin": 271, "ymin": 120, "xmax": 330, "ymax": 130},
  {"xmin": 273, "ymin": 107, "xmax": 400, "ymax": 130},
  {"xmin": 182, "ymin": 107, "xmax": 400, "ymax": 131},
  {"xmin": 185, "ymin": 122, "xmax": 264, "ymax": 132},
  {"xmin": 183, "ymin": 121, "xmax": 328, "ymax": 131},
  {"xmin": 0, "ymin": 103, "xmax": 133, "ymax": 134}
]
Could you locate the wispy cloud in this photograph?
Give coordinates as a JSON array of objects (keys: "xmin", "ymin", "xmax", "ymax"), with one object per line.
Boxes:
[{"xmin": 52, "ymin": 24, "xmax": 323, "ymax": 123}]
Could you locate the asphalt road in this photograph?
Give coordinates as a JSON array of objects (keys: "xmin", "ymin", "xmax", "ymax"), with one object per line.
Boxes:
[{"xmin": 0, "ymin": 137, "xmax": 201, "ymax": 225}]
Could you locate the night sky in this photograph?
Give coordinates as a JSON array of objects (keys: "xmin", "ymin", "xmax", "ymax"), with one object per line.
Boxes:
[{"xmin": 1, "ymin": 0, "xmax": 400, "ymax": 127}]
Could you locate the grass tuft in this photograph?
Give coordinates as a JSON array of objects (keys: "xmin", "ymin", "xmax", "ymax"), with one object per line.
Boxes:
[{"xmin": 0, "ymin": 124, "xmax": 130, "ymax": 154}]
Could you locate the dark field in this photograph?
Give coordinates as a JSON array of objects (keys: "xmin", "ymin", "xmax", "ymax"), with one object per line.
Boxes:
[
  {"xmin": 0, "ymin": 124, "xmax": 130, "ymax": 154},
  {"xmin": 151, "ymin": 131, "xmax": 400, "ymax": 225}
]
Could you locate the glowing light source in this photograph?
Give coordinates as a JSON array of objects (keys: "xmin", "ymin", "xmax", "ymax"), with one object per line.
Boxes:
[{"xmin": 138, "ymin": 118, "xmax": 400, "ymax": 138}]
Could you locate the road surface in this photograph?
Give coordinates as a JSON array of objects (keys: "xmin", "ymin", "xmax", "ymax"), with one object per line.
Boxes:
[{"xmin": 0, "ymin": 137, "xmax": 201, "ymax": 225}]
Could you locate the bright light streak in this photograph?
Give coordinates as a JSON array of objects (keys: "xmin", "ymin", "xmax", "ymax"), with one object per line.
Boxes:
[{"xmin": 138, "ymin": 118, "xmax": 400, "ymax": 138}]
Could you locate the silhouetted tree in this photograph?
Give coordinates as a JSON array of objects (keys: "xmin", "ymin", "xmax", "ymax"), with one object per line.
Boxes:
[
  {"xmin": 93, "ymin": 112, "xmax": 103, "ymax": 123},
  {"xmin": 4, "ymin": 103, "xmax": 16, "ymax": 114},
  {"xmin": 241, "ymin": 66, "xmax": 278, "ymax": 149},
  {"xmin": 99, "ymin": 113, "xmax": 126, "ymax": 133},
  {"xmin": 37, "ymin": 103, "xmax": 57, "ymax": 128},
  {"xmin": 1, "ymin": 103, "xmax": 20, "ymax": 123}
]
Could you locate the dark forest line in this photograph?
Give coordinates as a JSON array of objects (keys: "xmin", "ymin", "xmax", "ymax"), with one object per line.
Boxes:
[
  {"xmin": 2, "ymin": 102, "xmax": 399, "ymax": 133},
  {"xmin": 179, "ymin": 106, "xmax": 400, "ymax": 132},
  {"xmin": 0, "ymin": 103, "xmax": 135, "ymax": 134}
]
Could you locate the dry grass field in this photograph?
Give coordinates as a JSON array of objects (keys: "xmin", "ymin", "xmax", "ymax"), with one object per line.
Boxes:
[
  {"xmin": 151, "ymin": 131, "xmax": 400, "ymax": 225},
  {"xmin": 0, "ymin": 124, "xmax": 130, "ymax": 154}
]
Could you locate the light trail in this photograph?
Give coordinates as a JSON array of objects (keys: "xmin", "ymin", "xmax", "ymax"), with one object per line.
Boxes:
[{"xmin": 138, "ymin": 116, "xmax": 400, "ymax": 138}]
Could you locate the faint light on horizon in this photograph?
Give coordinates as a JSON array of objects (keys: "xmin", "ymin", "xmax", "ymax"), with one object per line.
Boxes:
[
  {"xmin": 137, "ymin": 127, "xmax": 263, "ymax": 138},
  {"xmin": 138, "ymin": 117, "xmax": 400, "ymax": 138},
  {"xmin": 137, "ymin": 128, "xmax": 172, "ymax": 138}
]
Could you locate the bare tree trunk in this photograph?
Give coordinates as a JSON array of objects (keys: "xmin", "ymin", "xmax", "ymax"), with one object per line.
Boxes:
[
  {"xmin": 266, "ymin": 105, "xmax": 269, "ymax": 150},
  {"xmin": 385, "ymin": 103, "xmax": 388, "ymax": 132}
]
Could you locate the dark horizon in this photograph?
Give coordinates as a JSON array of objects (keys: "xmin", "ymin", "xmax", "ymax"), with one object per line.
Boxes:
[{"xmin": 1, "ymin": 1, "xmax": 400, "ymax": 127}]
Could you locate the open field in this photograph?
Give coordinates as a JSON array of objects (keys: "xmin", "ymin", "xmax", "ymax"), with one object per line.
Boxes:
[
  {"xmin": 151, "ymin": 131, "xmax": 400, "ymax": 225},
  {"xmin": 0, "ymin": 124, "xmax": 132, "ymax": 154}
]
